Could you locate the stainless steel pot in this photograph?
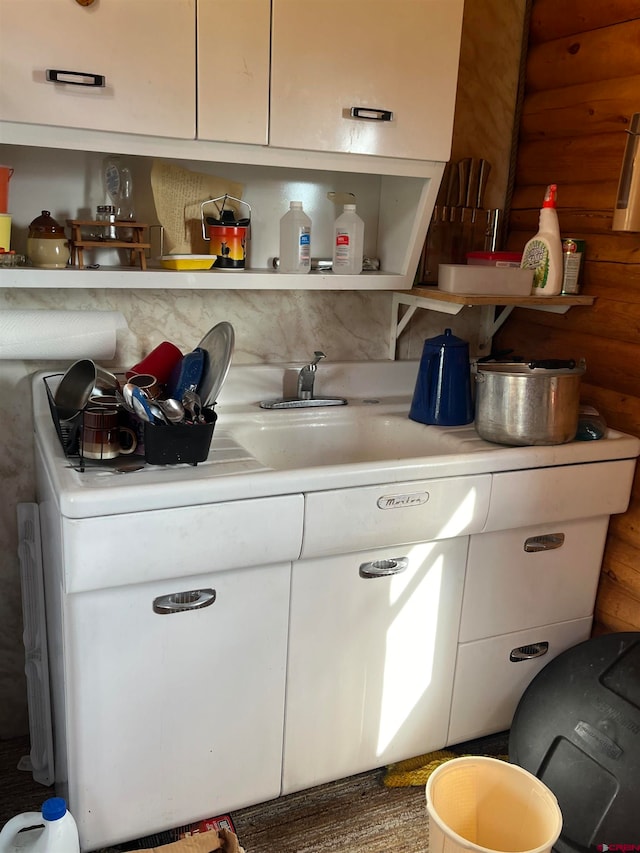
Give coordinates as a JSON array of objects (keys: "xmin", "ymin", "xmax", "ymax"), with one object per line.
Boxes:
[{"xmin": 474, "ymin": 359, "xmax": 586, "ymax": 446}]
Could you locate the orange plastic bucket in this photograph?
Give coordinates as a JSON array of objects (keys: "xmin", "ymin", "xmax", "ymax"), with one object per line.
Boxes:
[{"xmin": 0, "ymin": 165, "xmax": 14, "ymax": 214}]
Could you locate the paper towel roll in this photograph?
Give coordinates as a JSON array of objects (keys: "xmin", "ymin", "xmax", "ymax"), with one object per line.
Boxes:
[{"xmin": 0, "ymin": 310, "xmax": 127, "ymax": 360}]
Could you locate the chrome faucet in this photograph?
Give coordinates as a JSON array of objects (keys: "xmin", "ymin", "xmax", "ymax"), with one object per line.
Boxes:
[
  {"xmin": 297, "ymin": 351, "xmax": 326, "ymax": 400},
  {"xmin": 259, "ymin": 350, "xmax": 347, "ymax": 409}
]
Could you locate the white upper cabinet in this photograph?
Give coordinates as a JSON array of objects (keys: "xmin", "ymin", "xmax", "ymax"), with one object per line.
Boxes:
[
  {"xmin": 197, "ymin": 0, "xmax": 271, "ymax": 145},
  {"xmin": 269, "ymin": 0, "xmax": 464, "ymax": 161},
  {"xmin": 0, "ymin": 0, "xmax": 196, "ymax": 138},
  {"xmin": 0, "ymin": 0, "xmax": 463, "ymax": 162}
]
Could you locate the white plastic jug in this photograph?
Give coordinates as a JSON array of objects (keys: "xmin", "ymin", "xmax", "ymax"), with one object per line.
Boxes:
[{"xmin": 0, "ymin": 797, "xmax": 80, "ymax": 853}]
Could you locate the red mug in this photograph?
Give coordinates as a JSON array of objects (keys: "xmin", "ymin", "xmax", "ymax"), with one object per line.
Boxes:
[{"xmin": 126, "ymin": 341, "xmax": 183, "ymax": 384}]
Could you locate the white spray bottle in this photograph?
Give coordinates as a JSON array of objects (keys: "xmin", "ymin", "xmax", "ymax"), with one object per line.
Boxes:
[{"xmin": 521, "ymin": 183, "xmax": 563, "ymax": 296}]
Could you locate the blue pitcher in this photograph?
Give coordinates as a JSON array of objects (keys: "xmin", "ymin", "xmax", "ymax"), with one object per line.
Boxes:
[{"xmin": 409, "ymin": 328, "xmax": 474, "ymax": 426}]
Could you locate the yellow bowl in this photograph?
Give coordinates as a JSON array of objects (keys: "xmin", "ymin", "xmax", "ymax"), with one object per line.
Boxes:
[{"xmin": 159, "ymin": 254, "xmax": 215, "ymax": 271}]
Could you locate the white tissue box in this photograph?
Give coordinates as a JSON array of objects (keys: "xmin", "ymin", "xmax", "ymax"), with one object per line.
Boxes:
[{"xmin": 438, "ymin": 264, "xmax": 533, "ymax": 296}]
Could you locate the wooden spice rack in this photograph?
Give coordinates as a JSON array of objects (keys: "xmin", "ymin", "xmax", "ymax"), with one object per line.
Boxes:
[{"xmin": 67, "ymin": 220, "xmax": 150, "ymax": 269}]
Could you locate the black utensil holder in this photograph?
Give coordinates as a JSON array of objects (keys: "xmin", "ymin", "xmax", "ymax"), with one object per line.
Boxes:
[{"xmin": 143, "ymin": 408, "xmax": 217, "ymax": 465}]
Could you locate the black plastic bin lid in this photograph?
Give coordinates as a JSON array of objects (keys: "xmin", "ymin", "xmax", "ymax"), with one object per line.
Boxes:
[{"xmin": 509, "ymin": 632, "xmax": 640, "ymax": 851}]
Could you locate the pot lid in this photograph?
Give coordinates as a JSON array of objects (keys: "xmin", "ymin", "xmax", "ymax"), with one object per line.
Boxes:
[
  {"xmin": 196, "ymin": 321, "xmax": 235, "ymax": 407},
  {"xmin": 28, "ymin": 210, "xmax": 66, "ymax": 236},
  {"xmin": 477, "ymin": 358, "xmax": 585, "ymax": 375}
]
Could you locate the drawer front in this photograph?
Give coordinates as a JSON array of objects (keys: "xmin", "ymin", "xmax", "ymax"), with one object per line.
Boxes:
[
  {"xmin": 447, "ymin": 617, "xmax": 593, "ymax": 747},
  {"xmin": 460, "ymin": 517, "xmax": 610, "ymax": 642},
  {"xmin": 301, "ymin": 474, "xmax": 491, "ymax": 558},
  {"xmin": 63, "ymin": 494, "xmax": 304, "ymax": 592},
  {"xmin": 484, "ymin": 460, "xmax": 636, "ymax": 532}
]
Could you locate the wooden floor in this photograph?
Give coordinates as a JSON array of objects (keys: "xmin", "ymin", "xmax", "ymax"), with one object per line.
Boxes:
[{"xmin": 0, "ymin": 732, "xmax": 509, "ymax": 852}]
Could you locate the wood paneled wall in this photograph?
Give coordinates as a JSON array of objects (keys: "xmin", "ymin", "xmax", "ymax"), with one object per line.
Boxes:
[{"xmin": 495, "ymin": 0, "xmax": 640, "ymax": 634}]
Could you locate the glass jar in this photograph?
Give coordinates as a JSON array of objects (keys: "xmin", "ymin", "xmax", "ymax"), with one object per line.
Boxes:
[{"xmin": 96, "ymin": 205, "xmax": 117, "ymax": 240}]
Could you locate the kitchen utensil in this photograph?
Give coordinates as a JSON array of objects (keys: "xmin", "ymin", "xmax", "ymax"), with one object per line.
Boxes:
[
  {"xmin": 475, "ymin": 159, "xmax": 491, "ymax": 209},
  {"xmin": 156, "ymin": 398, "xmax": 185, "ymax": 424},
  {"xmin": 474, "ymin": 359, "xmax": 585, "ymax": 446},
  {"xmin": 409, "ymin": 329, "xmax": 474, "ymax": 426},
  {"xmin": 126, "ymin": 341, "xmax": 183, "ymax": 384},
  {"xmin": 80, "ymin": 406, "xmax": 137, "ymax": 460},
  {"xmin": 27, "ymin": 210, "xmax": 70, "ymax": 269},
  {"xmin": 147, "ymin": 401, "xmax": 168, "ymax": 424},
  {"xmin": 166, "ymin": 348, "xmax": 205, "ymax": 401},
  {"xmin": 196, "ymin": 321, "xmax": 235, "ymax": 407},
  {"xmin": 143, "ymin": 407, "xmax": 217, "ymax": 465},
  {"xmin": 130, "ymin": 386, "xmax": 157, "ymax": 423},
  {"xmin": 126, "ymin": 373, "xmax": 161, "ymax": 400},
  {"xmin": 115, "ymin": 389, "xmax": 135, "ymax": 415},
  {"xmin": 182, "ymin": 389, "xmax": 205, "ymax": 423},
  {"xmin": 449, "ymin": 158, "xmax": 471, "ymax": 264},
  {"xmin": 54, "ymin": 359, "xmax": 120, "ymax": 420},
  {"xmin": 201, "ymin": 195, "xmax": 251, "ymax": 270}
]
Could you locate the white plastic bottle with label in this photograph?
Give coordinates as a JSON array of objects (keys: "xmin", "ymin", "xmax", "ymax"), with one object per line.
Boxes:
[
  {"xmin": 0, "ymin": 797, "xmax": 80, "ymax": 852},
  {"xmin": 521, "ymin": 183, "xmax": 563, "ymax": 296},
  {"xmin": 332, "ymin": 204, "xmax": 364, "ymax": 275},
  {"xmin": 279, "ymin": 201, "xmax": 311, "ymax": 273}
]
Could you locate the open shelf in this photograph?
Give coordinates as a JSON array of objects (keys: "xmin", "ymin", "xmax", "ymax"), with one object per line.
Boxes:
[
  {"xmin": 390, "ymin": 286, "xmax": 595, "ymax": 358},
  {"xmin": 0, "ymin": 266, "xmax": 409, "ymax": 291}
]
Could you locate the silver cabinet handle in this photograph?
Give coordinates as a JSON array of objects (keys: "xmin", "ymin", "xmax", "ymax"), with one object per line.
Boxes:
[
  {"xmin": 153, "ymin": 588, "xmax": 216, "ymax": 614},
  {"xmin": 510, "ymin": 642, "xmax": 549, "ymax": 662},
  {"xmin": 524, "ymin": 533, "xmax": 565, "ymax": 552},
  {"xmin": 359, "ymin": 557, "xmax": 408, "ymax": 578},
  {"xmin": 46, "ymin": 69, "xmax": 105, "ymax": 87},
  {"xmin": 350, "ymin": 107, "xmax": 393, "ymax": 122}
]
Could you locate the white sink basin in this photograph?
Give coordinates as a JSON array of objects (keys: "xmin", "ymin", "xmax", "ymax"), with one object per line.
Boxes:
[{"xmin": 226, "ymin": 403, "xmax": 475, "ymax": 470}]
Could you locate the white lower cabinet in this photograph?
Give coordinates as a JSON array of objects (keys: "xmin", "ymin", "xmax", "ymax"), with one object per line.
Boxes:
[
  {"xmin": 282, "ymin": 537, "xmax": 468, "ymax": 794},
  {"xmin": 62, "ymin": 562, "xmax": 291, "ymax": 850},
  {"xmin": 446, "ymin": 515, "xmax": 612, "ymax": 746}
]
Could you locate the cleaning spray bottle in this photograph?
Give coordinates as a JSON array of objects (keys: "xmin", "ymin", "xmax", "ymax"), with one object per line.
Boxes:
[
  {"xmin": 521, "ymin": 183, "xmax": 563, "ymax": 296},
  {"xmin": 0, "ymin": 797, "xmax": 80, "ymax": 852}
]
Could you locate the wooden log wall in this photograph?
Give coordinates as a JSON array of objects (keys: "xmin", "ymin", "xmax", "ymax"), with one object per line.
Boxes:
[{"xmin": 496, "ymin": 0, "xmax": 640, "ymax": 634}]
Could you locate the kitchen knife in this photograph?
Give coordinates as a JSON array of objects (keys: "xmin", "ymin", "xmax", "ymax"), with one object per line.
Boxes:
[
  {"xmin": 423, "ymin": 160, "xmax": 458, "ymax": 279},
  {"xmin": 475, "ymin": 159, "xmax": 492, "ymax": 209},
  {"xmin": 456, "ymin": 158, "xmax": 472, "ymax": 262},
  {"xmin": 472, "ymin": 158, "xmax": 492, "ymax": 251}
]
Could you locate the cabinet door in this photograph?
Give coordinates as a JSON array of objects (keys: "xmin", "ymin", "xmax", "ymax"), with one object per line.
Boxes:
[
  {"xmin": 0, "ymin": 0, "xmax": 195, "ymax": 138},
  {"xmin": 270, "ymin": 0, "xmax": 464, "ymax": 160},
  {"xmin": 64, "ymin": 562, "xmax": 290, "ymax": 851},
  {"xmin": 197, "ymin": 0, "xmax": 270, "ymax": 144},
  {"xmin": 282, "ymin": 538, "xmax": 467, "ymax": 795}
]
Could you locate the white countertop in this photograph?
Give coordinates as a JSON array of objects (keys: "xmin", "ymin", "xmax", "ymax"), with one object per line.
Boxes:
[{"xmin": 32, "ymin": 362, "xmax": 640, "ymax": 518}]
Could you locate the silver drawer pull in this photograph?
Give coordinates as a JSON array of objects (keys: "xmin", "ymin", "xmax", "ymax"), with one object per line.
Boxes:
[
  {"xmin": 524, "ymin": 533, "xmax": 565, "ymax": 552},
  {"xmin": 359, "ymin": 557, "xmax": 408, "ymax": 578},
  {"xmin": 350, "ymin": 107, "xmax": 393, "ymax": 122},
  {"xmin": 510, "ymin": 642, "xmax": 549, "ymax": 662},
  {"xmin": 46, "ymin": 68, "xmax": 106, "ymax": 87},
  {"xmin": 153, "ymin": 588, "xmax": 216, "ymax": 614}
]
